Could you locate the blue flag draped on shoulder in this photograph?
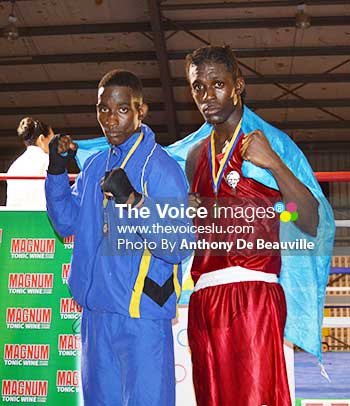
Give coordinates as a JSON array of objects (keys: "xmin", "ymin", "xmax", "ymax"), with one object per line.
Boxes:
[
  {"xmin": 75, "ymin": 136, "xmax": 109, "ymax": 168},
  {"xmin": 75, "ymin": 108, "xmax": 335, "ymax": 361}
]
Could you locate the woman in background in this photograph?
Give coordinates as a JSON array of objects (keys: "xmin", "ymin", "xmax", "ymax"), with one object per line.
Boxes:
[{"xmin": 6, "ymin": 117, "xmax": 54, "ymax": 209}]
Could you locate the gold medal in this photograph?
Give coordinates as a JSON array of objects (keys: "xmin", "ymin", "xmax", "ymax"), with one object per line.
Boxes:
[
  {"xmin": 212, "ymin": 195, "xmax": 220, "ymax": 218},
  {"xmin": 103, "ymin": 205, "xmax": 109, "ymax": 234},
  {"xmin": 209, "ymin": 119, "xmax": 242, "ymax": 199},
  {"xmin": 103, "ymin": 222, "xmax": 109, "ymax": 234}
]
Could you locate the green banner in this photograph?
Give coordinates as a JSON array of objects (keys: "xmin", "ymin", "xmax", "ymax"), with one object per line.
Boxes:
[{"xmin": 0, "ymin": 211, "xmax": 82, "ymax": 405}]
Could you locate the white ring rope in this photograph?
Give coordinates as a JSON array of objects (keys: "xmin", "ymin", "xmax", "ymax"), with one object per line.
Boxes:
[{"xmin": 335, "ymin": 220, "xmax": 350, "ymax": 227}]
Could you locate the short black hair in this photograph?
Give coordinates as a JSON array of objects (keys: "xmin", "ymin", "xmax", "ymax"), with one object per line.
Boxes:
[
  {"xmin": 17, "ymin": 117, "xmax": 51, "ymax": 147},
  {"xmin": 98, "ymin": 69, "xmax": 143, "ymax": 99},
  {"xmin": 185, "ymin": 45, "xmax": 242, "ymax": 81}
]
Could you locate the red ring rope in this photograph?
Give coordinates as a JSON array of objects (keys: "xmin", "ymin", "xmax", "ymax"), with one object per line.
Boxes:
[{"xmin": 1, "ymin": 172, "xmax": 350, "ymax": 182}]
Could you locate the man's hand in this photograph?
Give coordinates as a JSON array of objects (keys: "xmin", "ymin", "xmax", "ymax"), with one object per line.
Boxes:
[
  {"xmin": 102, "ymin": 168, "xmax": 144, "ymax": 208},
  {"xmin": 241, "ymin": 129, "xmax": 319, "ymax": 236},
  {"xmin": 188, "ymin": 192, "xmax": 202, "ymax": 209},
  {"xmin": 240, "ymin": 130, "xmax": 280, "ymax": 169},
  {"xmin": 47, "ymin": 134, "xmax": 78, "ymax": 175}
]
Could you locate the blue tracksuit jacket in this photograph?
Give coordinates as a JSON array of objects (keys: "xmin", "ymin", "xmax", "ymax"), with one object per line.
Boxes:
[{"xmin": 45, "ymin": 125, "xmax": 193, "ymax": 319}]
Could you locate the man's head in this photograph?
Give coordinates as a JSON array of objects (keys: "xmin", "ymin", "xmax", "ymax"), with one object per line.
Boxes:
[
  {"xmin": 97, "ymin": 70, "xmax": 148, "ymax": 146},
  {"xmin": 185, "ymin": 46, "xmax": 245, "ymax": 125}
]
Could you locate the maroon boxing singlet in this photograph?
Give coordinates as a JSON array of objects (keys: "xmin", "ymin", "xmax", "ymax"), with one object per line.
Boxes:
[{"xmin": 191, "ymin": 133, "xmax": 282, "ymax": 283}]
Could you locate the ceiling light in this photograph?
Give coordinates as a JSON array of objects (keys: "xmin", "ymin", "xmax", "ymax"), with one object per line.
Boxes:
[
  {"xmin": 295, "ymin": 3, "xmax": 311, "ymax": 29},
  {"xmin": 3, "ymin": 0, "xmax": 19, "ymax": 41}
]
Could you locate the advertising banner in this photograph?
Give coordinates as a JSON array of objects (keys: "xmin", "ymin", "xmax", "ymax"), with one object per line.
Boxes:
[
  {"xmin": 0, "ymin": 210, "xmax": 196, "ymax": 405},
  {"xmin": 0, "ymin": 211, "xmax": 82, "ymax": 405}
]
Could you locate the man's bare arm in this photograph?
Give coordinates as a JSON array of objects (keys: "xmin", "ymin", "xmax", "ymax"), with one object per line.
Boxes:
[{"xmin": 241, "ymin": 130, "xmax": 319, "ymax": 236}]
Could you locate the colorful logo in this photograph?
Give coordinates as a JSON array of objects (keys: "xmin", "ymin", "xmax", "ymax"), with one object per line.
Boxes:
[
  {"xmin": 2, "ymin": 379, "xmax": 48, "ymax": 402},
  {"xmin": 60, "ymin": 298, "xmax": 82, "ymax": 320},
  {"xmin": 56, "ymin": 370, "xmax": 80, "ymax": 393},
  {"xmin": 58, "ymin": 334, "xmax": 81, "ymax": 357},
  {"xmin": 6, "ymin": 307, "xmax": 52, "ymax": 330},
  {"xmin": 4, "ymin": 344, "xmax": 50, "ymax": 367},
  {"xmin": 10, "ymin": 238, "xmax": 55, "ymax": 259},
  {"xmin": 8, "ymin": 273, "xmax": 53, "ymax": 295},
  {"xmin": 63, "ymin": 235, "xmax": 74, "ymax": 250},
  {"xmin": 61, "ymin": 264, "xmax": 70, "ymax": 285},
  {"xmin": 273, "ymin": 201, "xmax": 298, "ymax": 223},
  {"xmin": 175, "ymin": 364, "xmax": 187, "ymax": 383},
  {"xmin": 176, "ymin": 329, "xmax": 188, "ymax": 347}
]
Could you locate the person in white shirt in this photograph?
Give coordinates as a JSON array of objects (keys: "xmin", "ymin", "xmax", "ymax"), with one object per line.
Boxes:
[{"xmin": 6, "ymin": 117, "xmax": 54, "ymax": 209}]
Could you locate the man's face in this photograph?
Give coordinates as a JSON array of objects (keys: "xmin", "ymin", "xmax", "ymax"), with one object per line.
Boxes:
[
  {"xmin": 188, "ymin": 61, "xmax": 243, "ymax": 125},
  {"xmin": 97, "ymin": 85, "xmax": 145, "ymax": 146}
]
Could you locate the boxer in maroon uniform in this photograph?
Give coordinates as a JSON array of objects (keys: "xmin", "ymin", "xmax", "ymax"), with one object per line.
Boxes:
[{"xmin": 185, "ymin": 46, "xmax": 319, "ymax": 406}]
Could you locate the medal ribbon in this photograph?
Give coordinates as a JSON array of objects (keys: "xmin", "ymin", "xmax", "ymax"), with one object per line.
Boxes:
[
  {"xmin": 209, "ymin": 119, "xmax": 242, "ymax": 195},
  {"xmin": 103, "ymin": 131, "xmax": 144, "ymax": 208}
]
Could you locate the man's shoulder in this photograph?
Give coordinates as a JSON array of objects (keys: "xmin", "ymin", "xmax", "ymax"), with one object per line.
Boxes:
[
  {"xmin": 187, "ymin": 138, "xmax": 207, "ymax": 161},
  {"xmin": 144, "ymin": 144, "xmax": 185, "ymax": 181}
]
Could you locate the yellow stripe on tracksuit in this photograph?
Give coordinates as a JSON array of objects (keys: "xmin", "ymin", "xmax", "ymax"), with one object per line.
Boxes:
[
  {"xmin": 129, "ymin": 181, "xmax": 150, "ymax": 318},
  {"xmin": 129, "ymin": 248, "xmax": 152, "ymax": 318},
  {"xmin": 128, "ymin": 181, "xmax": 181, "ymax": 318},
  {"xmin": 173, "ymin": 264, "xmax": 181, "ymax": 318}
]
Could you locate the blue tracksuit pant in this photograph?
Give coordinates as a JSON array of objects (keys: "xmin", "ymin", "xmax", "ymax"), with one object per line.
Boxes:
[{"xmin": 81, "ymin": 309, "xmax": 175, "ymax": 406}]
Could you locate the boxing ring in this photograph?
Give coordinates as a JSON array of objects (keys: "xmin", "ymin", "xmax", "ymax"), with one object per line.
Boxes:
[{"xmin": 0, "ymin": 170, "xmax": 349, "ymax": 406}]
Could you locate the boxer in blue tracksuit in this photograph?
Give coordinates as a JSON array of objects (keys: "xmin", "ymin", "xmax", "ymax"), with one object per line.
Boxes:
[{"xmin": 45, "ymin": 70, "xmax": 192, "ymax": 406}]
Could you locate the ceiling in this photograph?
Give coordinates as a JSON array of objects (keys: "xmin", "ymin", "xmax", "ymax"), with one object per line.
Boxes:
[{"xmin": 0, "ymin": 0, "xmax": 349, "ymax": 162}]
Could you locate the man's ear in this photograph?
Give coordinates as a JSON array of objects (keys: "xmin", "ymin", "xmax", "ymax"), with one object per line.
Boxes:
[
  {"xmin": 138, "ymin": 102, "xmax": 148, "ymax": 121},
  {"xmin": 235, "ymin": 77, "xmax": 245, "ymax": 95}
]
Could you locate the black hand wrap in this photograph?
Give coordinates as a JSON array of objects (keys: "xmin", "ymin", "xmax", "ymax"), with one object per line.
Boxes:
[
  {"xmin": 47, "ymin": 134, "xmax": 77, "ymax": 175},
  {"xmin": 102, "ymin": 168, "xmax": 143, "ymax": 207}
]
